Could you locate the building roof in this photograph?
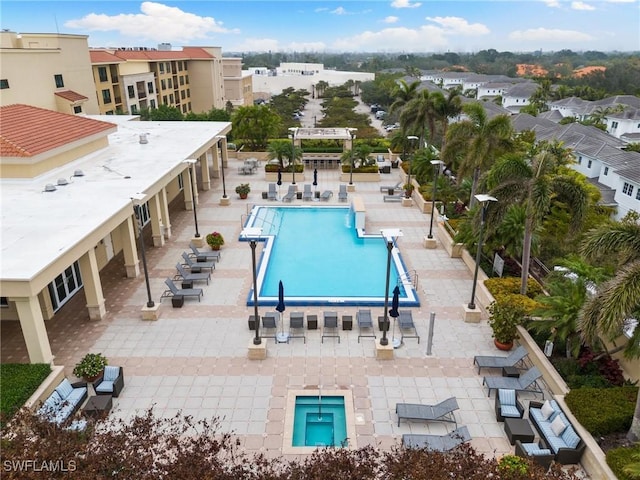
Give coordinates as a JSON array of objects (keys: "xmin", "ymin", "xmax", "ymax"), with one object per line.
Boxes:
[
  {"xmin": 511, "ymin": 113, "xmax": 558, "ymax": 132},
  {"xmin": 0, "ymin": 109, "xmax": 230, "ymax": 281},
  {"xmin": 89, "ymin": 50, "xmax": 124, "ymax": 64},
  {"xmin": 54, "ymin": 90, "xmax": 89, "ymax": 102},
  {"xmin": 504, "ymin": 82, "xmax": 538, "ymax": 98},
  {"xmin": 0, "ymin": 104, "xmax": 116, "ymax": 158}
]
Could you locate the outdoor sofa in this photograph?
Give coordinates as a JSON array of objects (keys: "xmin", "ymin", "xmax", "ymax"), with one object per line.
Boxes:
[
  {"xmin": 528, "ymin": 399, "xmax": 586, "ymax": 464},
  {"xmin": 37, "ymin": 378, "xmax": 88, "ymax": 425}
]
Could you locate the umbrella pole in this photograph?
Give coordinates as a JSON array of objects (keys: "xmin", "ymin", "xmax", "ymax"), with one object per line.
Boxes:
[
  {"xmin": 392, "ymin": 318, "xmax": 401, "ymax": 349},
  {"xmin": 276, "ymin": 311, "xmax": 289, "ymax": 343}
]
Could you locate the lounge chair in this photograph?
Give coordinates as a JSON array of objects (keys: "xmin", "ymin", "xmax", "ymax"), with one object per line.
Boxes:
[
  {"xmin": 320, "ymin": 190, "xmax": 333, "ymax": 201},
  {"xmin": 473, "ymin": 345, "xmax": 528, "ymax": 373},
  {"xmin": 189, "ymin": 242, "xmax": 221, "ymax": 262},
  {"xmin": 175, "ymin": 263, "xmax": 210, "ymax": 285},
  {"xmin": 383, "ymin": 194, "xmax": 403, "ymax": 202},
  {"xmin": 267, "ymin": 183, "xmax": 278, "ymax": 201},
  {"xmin": 380, "ymin": 181, "xmax": 402, "ymax": 193},
  {"xmin": 338, "ymin": 184, "xmax": 348, "ymax": 202},
  {"xmin": 402, "ymin": 426, "xmax": 471, "ymax": 452},
  {"xmin": 181, "ymin": 252, "xmax": 215, "ymax": 272},
  {"xmin": 356, "ymin": 309, "xmax": 376, "ymax": 342},
  {"xmin": 396, "ymin": 397, "xmax": 459, "ymax": 427},
  {"xmin": 161, "ymin": 278, "xmax": 203, "ymax": 302},
  {"xmin": 302, "ymin": 184, "xmax": 313, "ymax": 201},
  {"xmin": 262, "ymin": 313, "xmax": 278, "ymax": 342},
  {"xmin": 288, "ymin": 312, "xmax": 306, "ymax": 343},
  {"xmin": 482, "ymin": 366, "xmax": 543, "ymax": 397},
  {"xmin": 398, "ymin": 310, "xmax": 419, "ymax": 343},
  {"xmin": 93, "ymin": 366, "xmax": 125, "ymax": 397},
  {"xmin": 322, "ymin": 311, "xmax": 340, "ymax": 343},
  {"xmin": 282, "ymin": 185, "xmax": 296, "ymax": 203}
]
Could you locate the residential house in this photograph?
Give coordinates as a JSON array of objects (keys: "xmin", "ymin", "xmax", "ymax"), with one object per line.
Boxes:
[{"xmin": 501, "ymin": 82, "xmax": 538, "ymax": 113}]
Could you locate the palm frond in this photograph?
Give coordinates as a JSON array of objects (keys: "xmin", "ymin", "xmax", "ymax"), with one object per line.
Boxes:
[{"xmin": 580, "ymin": 223, "xmax": 640, "ymax": 263}]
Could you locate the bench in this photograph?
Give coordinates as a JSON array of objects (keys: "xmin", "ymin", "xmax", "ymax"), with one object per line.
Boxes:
[
  {"xmin": 528, "ymin": 400, "xmax": 586, "ymax": 464},
  {"xmin": 37, "ymin": 378, "xmax": 88, "ymax": 425},
  {"xmin": 383, "ymin": 194, "xmax": 403, "ymax": 202}
]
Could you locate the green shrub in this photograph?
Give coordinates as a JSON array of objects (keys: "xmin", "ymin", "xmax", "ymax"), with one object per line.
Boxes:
[
  {"xmin": 607, "ymin": 444, "xmax": 640, "ymax": 480},
  {"xmin": 565, "ymin": 386, "xmax": 638, "ymax": 436},
  {"xmin": 485, "ymin": 276, "xmax": 544, "ymax": 299},
  {"xmin": 340, "ymin": 165, "xmax": 378, "ymax": 173},
  {"xmin": 0, "ymin": 363, "xmax": 51, "ymax": 423}
]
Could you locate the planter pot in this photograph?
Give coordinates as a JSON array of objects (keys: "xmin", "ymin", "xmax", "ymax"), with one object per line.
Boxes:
[
  {"xmin": 239, "ymin": 193, "xmax": 248, "ymax": 199},
  {"xmin": 84, "ymin": 374, "xmax": 101, "ymax": 382},
  {"xmin": 209, "ymin": 245, "xmax": 221, "ymax": 251},
  {"xmin": 494, "ymin": 339, "xmax": 514, "ymax": 351}
]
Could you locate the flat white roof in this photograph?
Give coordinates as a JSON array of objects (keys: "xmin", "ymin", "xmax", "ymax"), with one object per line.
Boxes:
[{"xmin": 1, "ymin": 117, "xmax": 230, "ymax": 282}]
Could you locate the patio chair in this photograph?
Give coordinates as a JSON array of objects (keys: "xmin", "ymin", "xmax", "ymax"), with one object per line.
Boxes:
[
  {"xmin": 93, "ymin": 365, "xmax": 125, "ymax": 397},
  {"xmin": 302, "ymin": 184, "xmax": 313, "ymax": 201},
  {"xmin": 262, "ymin": 313, "xmax": 278, "ymax": 342},
  {"xmin": 181, "ymin": 251, "xmax": 215, "ymax": 272},
  {"xmin": 175, "ymin": 263, "xmax": 210, "ymax": 285},
  {"xmin": 356, "ymin": 309, "xmax": 376, "ymax": 342},
  {"xmin": 161, "ymin": 278, "xmax": 203, "ymax": 302},
  {"xmin": 402, "ymin": 426, "xmax": 471, "ymax": 452},
  {"xmin": 482, "ymin": 366, "xmax": 543, "ymax": 397},
  {"xmin": 473, "ymin": 345, "xmax": 528, "ymax": 373},
  {"xmin": 282, "ymin": 185, "xmax": 297, "ymax": 203},
  {"xmin": 189, "ymin": 242, "xmax": 221, "ymax": 262},
  {"xmin": 396, "ymin": 397, "xmax": 459, "ymax": 427},
  {"xmin": 495, "ymin": 388, "xmax": 525, "ymax": 422},
  {"xmin": 398, "ymin": 310, "xmax": 420, "ymax": 343},
  {"xmin": 288, "ymin": 312, "xmax": 306, "ymax": 343},
  {"xmin": 338, "ymin": 184, "xmax": 348, "ymax": 202},
  {"xmin": 322, "ymin": 311, "xmax": 340, "ymax": 343},
  {"xmin": 515, "ymin": 440, "xmax": 555, "ymax": 470},
  {"xmin": 320, "ymin": 190, "xmax": 333, "ymax": 201},
  {"xmin": 379, "ymin": 181, "xmax": 402, "ymax": 194},
  {"xmin": 267, "ymin": 183, "xmax": 278, "ymax": 201}
]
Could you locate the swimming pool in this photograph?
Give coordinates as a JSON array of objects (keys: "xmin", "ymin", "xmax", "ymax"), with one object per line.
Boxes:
[{"xmin": 241, "ymin": 205, "xmax": 419, "ymax": 307}]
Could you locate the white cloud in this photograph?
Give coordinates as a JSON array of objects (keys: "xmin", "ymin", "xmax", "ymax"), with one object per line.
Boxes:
[
  {"xmin": 231, "ymin": 38, "xmax": 281, "ymax": 53},
  {"xmin": 605, "ymin": 0, "xmax": 636, "ymax": 3},
  {"xmin": 509, "ymin": 27, "xmax": 594, "ymax": 43},
  {"xmin": 391, "ymin": 0, "xmax": 422, "ymax": 9},
  {"xmin": 64, "ymin": 1, "xmax": 239, "ymax": 43},
  {"xmin": 572, "ymin": 1, "xmax": 596, "ymax": 10},
  {"xmin": 542, "ymin": 0, "xmax": 561, "ymax": 7},
  {"xmin": 425, "ymin": 16, "xmax": 490, "ymax": 36},
  {"xmin": 333, "ymin": 25, "xmax": 449, "ymax": 52},
  {"xmin": 331, "ymin": 7, "xmax": 348, "ymax": 15},
  {"xmin": 384, "ymin": 16, "xmax": 400, "ymax": 24}
]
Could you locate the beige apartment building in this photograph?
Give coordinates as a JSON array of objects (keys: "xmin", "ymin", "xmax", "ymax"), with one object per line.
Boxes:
[
  {"xmin": 0, "ymin": 104, "xmax": 231, "ymax": 364},
  {"xmin": 223, "ymin": 57, "xmax": 253, "ymax": 108}
]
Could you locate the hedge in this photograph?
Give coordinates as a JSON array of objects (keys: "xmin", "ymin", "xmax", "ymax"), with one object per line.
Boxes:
[
  {"xmin": 484, "ymin": 276, "xmax": 544, "ymax": 299},
  {"xmin": 606, "ymin": 443, "xmax": 640, "ymax": 480},
  {"xmin": 565, "ymin": 386, "xmax": 638, "ymax": 436},
  {"xmin": 0, "ymin": 363, "xmax": 51, "ymax": 423}
]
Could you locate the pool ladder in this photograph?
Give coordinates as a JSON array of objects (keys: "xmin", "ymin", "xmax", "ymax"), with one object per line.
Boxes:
[
  {"xmin": 240, "ymin": 207, "xmax": 282, "ymax": 236},
  {"xmin": 398, "ymin": 270, "xmax": 419, "ymax": 291}
]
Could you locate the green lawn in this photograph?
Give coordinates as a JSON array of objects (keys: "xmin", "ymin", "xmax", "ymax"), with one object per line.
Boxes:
[{"xmin": 0, "ymin": 363, "xmax": 51, "ymax": 424}]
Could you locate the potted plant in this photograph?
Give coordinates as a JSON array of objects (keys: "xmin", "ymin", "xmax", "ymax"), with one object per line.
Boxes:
[
  {"xmin": 206, "ymin": 231, "xmax": 225, "ymax": 250},
  {"xmin": 497, "ymin": 454, "xmax": 529, "ymax": 477},
  {"xmin": 235, "ymin": 183, "xmax": 250, "ymax": 199},
  {"xmin": 487, "ymin": 297, "xmax": 525, "ymax": 351},
  {"xmin": 73, "ymin": 353, "xmax": 108, "ymax": 381},
  {"xmin": 403, "ymin": 182, "xmax": 415, "ymax": 199}
]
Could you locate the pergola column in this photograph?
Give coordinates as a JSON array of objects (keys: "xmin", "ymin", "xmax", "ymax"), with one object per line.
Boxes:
[
  {"xmin": 122, "ymin": 215, "xmax": 140, "ymax": 278},
  {"xmin": 201, "ymin": 153, "xmax": 211, "ymax": 190},
  {"xmin": 148, "ymin": 193, "xmax": 165, "ymax": 247},
  {"xmin": 159, "ymin": 187, "xmax": 172, "ymax": 240},
  {"xmin": 78, "ymin": 248, "xmax": 106, "ymax": 320},
  {"xmin": 14, "ymin": 296, "xmax": 54, "ymax": 364},
  {"xmin": 183, "ymin": 167, "xmax": 195, "ymax": 211}
]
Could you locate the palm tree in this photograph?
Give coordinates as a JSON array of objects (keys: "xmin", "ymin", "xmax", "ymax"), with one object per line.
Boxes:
[
  {"xmin": 578, "ymin": 220, "xmax": 640, "ymax": 441},
  {"xmin": 389, "ymin": 79, "xmax": 420, "ymax": 116},
  {"xmin": 441, "ymin": 102, "xmax": 513, "ymax": 207},
  {"xmin": 399, "ymin": 89, "xmax": 438, "ymax": 149},
  {"xmin": 433, "ymin": 89, "xmax": 462, "ymax": 150},
  {"xmin": 484, "ymin": 141, "xmax": 589, "ymax": 295}
]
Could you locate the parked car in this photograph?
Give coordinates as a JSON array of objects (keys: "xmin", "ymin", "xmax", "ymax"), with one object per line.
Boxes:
[
  {"xmin": 375, "ymin": 110, "xmax": 386, "ymax": 120},
  {"xmin": 385, "ymin": 123, "xmax": 400, "ymax": 132}
]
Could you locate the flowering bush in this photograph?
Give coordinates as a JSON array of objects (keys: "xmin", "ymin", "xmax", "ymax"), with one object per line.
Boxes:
[{"xmin": 206, "ymin": 232, "xmax": 225, "ymax": 248}]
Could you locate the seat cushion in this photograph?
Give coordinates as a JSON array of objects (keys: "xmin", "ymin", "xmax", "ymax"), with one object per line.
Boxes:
[
  {"xmin": 55, "ymin": 379, "xmax": 74, "ymax": 400},
  {"xmin": 498, "ymin": 389, "xmax": 516, "ymax": 406},
  {"xmin": 501, "ymin": 405, "xmax": 521, "ymax": 418},
  {"xmin": 521, "ymin": 443, "xmax": 552, "ymax": 456},
  {"xmin": 561, "ymin": 425, "xmax": 581, "ymax": 449},
  {"xmin": 66, "ymin": 386, "xmax": 87, "ymax": 406},
  {"xmin": 103, "ymin": 366, "xmax": 120, "ymax": 382},
  {"xmin": 96, "ymin": 380, "xmax": 114, "ymax": 393}
]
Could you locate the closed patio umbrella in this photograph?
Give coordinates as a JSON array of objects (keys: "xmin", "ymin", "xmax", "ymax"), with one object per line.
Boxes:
[
  {"xmin": 313, "ymin": 169, "xmax": 318, "ymax": 196},
  {"xmin": 276, "ymin": 280, "xmax": 288, "ymax": 342},
  {"xmin": 390, "ymin": 285, "xmax": 401, "ymax": 348},
  {"xmin": 277, "ymin": 169, "xmax": 282, "ymax": 199}
]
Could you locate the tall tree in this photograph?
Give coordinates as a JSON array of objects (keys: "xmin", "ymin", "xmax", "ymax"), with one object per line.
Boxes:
[
  {"xmin": 484, "ymin": 141, "xmax": 589, "ymax": 295},
  {"xmin": 231, "ymin": 105, "xmax": 282, "ymax": 150},
  {"xmin": 433, "ymin": 89, "xmax": 462, "ymax": 150},
  {"xmin": 399, "ymin": 89, "xmax": 438, "ymax": 149},
  {"xmin": 389, "ymin": 79, "xmax": 420, "ymax": 116},
  {"xmin": 441, "ymin": 102, "xmax": 513, "ymax": 207}
]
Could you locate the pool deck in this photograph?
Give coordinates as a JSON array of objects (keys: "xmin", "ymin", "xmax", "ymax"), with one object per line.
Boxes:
[{"xmin": 0, "ymin": 161, "xmax": 584, "ymax": 471}]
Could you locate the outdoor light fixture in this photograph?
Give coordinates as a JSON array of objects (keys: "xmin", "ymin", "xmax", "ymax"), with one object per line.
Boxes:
[
  {"xmin": 406, "ymin": 136, "xmax": 419, "ymax": 198},
  {"xmin": 348, "ymin": 128, "xmax": 357, "ymax": 186},
  {"xmin": 467, "ymin": 194, "xmax": 497, "ymax": 310},
  {"xmin": 242, "ymin": 227, "xmax": 263, "ymax": 345},
  {"xmin": 131, "ymin": 193, "xmax": 155, "ymax": 308},
  {"xmin": 215, "ymin": 136, "xmax": 228, "ymax": 198},
  {"xmin": 380, "ymin": 229, "xmax": 403, "ymax": 346},
  {"xmin": 183, "ymin": 159, "xmax": 200, "ymax": 238},
  {"xmin": 428, "ymin": 160, "xmax": 444, "ymax": 239},
  {"xmin": 288, "ymin": 127, "xmax": 297, "ymax": 185}
]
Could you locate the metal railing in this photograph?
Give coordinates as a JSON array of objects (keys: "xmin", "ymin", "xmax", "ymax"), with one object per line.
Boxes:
[{"xmin": 398, "ymin": 269, "xmax": 419, "ymax": 291}]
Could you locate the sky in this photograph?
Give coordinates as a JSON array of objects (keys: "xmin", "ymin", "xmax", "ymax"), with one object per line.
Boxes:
[{"xmin": 1, "ymin": 0, "xmax": 639, "ymax": 53}]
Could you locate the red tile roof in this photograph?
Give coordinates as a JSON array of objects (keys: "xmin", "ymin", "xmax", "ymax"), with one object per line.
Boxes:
[
  {"xmin": 54, "ymin": 90, "xmax": 88, "ymax": 102},
  {"xmin": 90, "ymin": 50, "xmax": 124, "ymax": 64},
  {"xmin": 0, "ymin": 104, "xmax": 116, "ymax": 158},
  {"xmin": 89, "ymin": 47, "xmax": 216, "ymax": 63}
]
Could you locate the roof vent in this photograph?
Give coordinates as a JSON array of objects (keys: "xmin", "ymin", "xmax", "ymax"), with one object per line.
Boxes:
[
  {"xmin": 139, "ymin": 133, "xmax": 148, "ymax": 144},
  {"xmin": 44, "ymin": 184, "xmax": 57, "ymax": 192},
  {"xmin": 57, "ymin": 178, "xmax": 69, "ymax": 186},
  {"xmin": 73, "ymin": 169, "xmax": 85, "ymax": 177}
]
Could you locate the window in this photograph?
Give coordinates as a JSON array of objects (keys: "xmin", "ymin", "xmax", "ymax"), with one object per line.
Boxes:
[
  {"xmin": 587, "ymin": 160, "xmax": 592, "ymax": 168},
  {"xmin": 180, "ymin": 90, "xmax": 185, "ymax": 100},
  {"xmin": 169, "ymin": 94, "xmax": 174, "ymax": 103},
  {"xmin": 185, "ymin": 75, "xmax": 189, "ymax": 84},
  {"xmin": 150, "ymin": 99, "xmax": 156, "ymax": 108},
  {"xmin": 128, "ymin": 85, "xmax": 135, "ymax": 98},
  {"xmin": 48, "ymin": 262, "xmax": 83, "ymax": 312},
  {"xmin": 163, "ymin": 95, "xmax": 168, "ymax": 104},
  {"xmin": 636, "ymin": 189, "xmax": 640, "ymax": 200},
  {"xmin": 178, "ymin": 62, "xmax": 183, "ymax": 71},
  {"xmin": 159, "ymin": 63, "xmax": 165, "ymax": 73},
  {"xmin": 102, "ymin": 89, "xmax": 112, "ymax": 104},
  {"xmin": 73, "ymin": 105, "xmax": 82, "ymax": 114},
  {"xmin": 179, "ymin": 76, "xmax": 184, "ymax": 86},
  {"xmin": 161, "ymin": 79, "xmax": 166, "ymax": 90},
  {"xmin": 168, "ymin": 78, "xmax": 172, "ymax": 89},
  {"xmin": 1, "ymin": 79, "xmax": 10, "ymax": 89},
  {"xmin": 98, "ymin": 67, "xmax": 108, "ymax": 82},
  {"xmin": 623, "ymin": 182, "xmax": 634, "ymax": 196},
  {"xmin": 0, "ymin": 297, "xmax": 8, "ymax": 308},
  {"xmin": 54, "ymin": 74, "xmax": 64, "ymax": 88},
  {"xmin": 577, "ymin": 156, "xmax": 582, "ymax": 165},
  {"xmin": 611, "ymin": 121, "xmax": 619, "ymax": 129},
  {"xmin": 147, "ymin": 81, "xmax": 154, "ymax": 93},
  {"xmin": 604, "ymin": 166, "xmax": 609, "ymax": 176},
  {"xmin": 178, "ymin": 172, "xmax": 184, "ymax": 190},
  {"xmin": 131, "ymin": 104, "xmax": 138, "ymax": 114}
]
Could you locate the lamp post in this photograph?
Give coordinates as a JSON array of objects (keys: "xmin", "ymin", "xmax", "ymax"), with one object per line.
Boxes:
[
  {"xmin": 467, "ymin": 194, "xmax": 497, "ymax": 310},
  {"xmin": 215, "ymin": 136, "xmax": 228, "ymax": 199},
  {"xmin": 428, "ymin": 160, "xmax": 444, "ymax": 239},
  {"xmin": 406, "ymin": 136, "xmax": 418, "ymax": 198},
  {"xmin": 348, "ymin": 128, "xmax": 357, "ymax": 186},
  {"xmin": 380, "ymin": 229, "xmax": 403, "ymax": 346},
  {"xmin": 242, "ymin": 227, "xmax": 263, "ymax": 345},
  {"xmin": 288, "ymin": 127, "xmax": 297, "ymax": 185},
  {"xmin": 183, "ymin": 159, "xmax": 200, "ymax": 238},
  {"xmin": 131, "ymin": 194, "xmax": 154, "ymax": 308}
]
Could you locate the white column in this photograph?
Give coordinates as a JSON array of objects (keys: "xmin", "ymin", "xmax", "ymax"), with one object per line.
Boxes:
[
  {"xmin": 78, "ymin": 248, "xmax": 106, "ymax": 320},
  {"xmin": 14, "ymin": 296, "xmax": 54, "ymax": 364}
]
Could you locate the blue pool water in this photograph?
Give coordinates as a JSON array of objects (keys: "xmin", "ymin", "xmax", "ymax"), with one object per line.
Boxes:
[
  {"xmin": 292, "ymin": 396, "xmax": 347, "ymax": 447},
  {"xmin": 242, "ymin": 206, "xmax": 419, "ymax": 307}
]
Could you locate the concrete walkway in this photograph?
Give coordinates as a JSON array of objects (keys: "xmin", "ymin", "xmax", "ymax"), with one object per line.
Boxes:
[{"xmin": 2, "ymin": 160, "xmax": 574, "ymax": 466}]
